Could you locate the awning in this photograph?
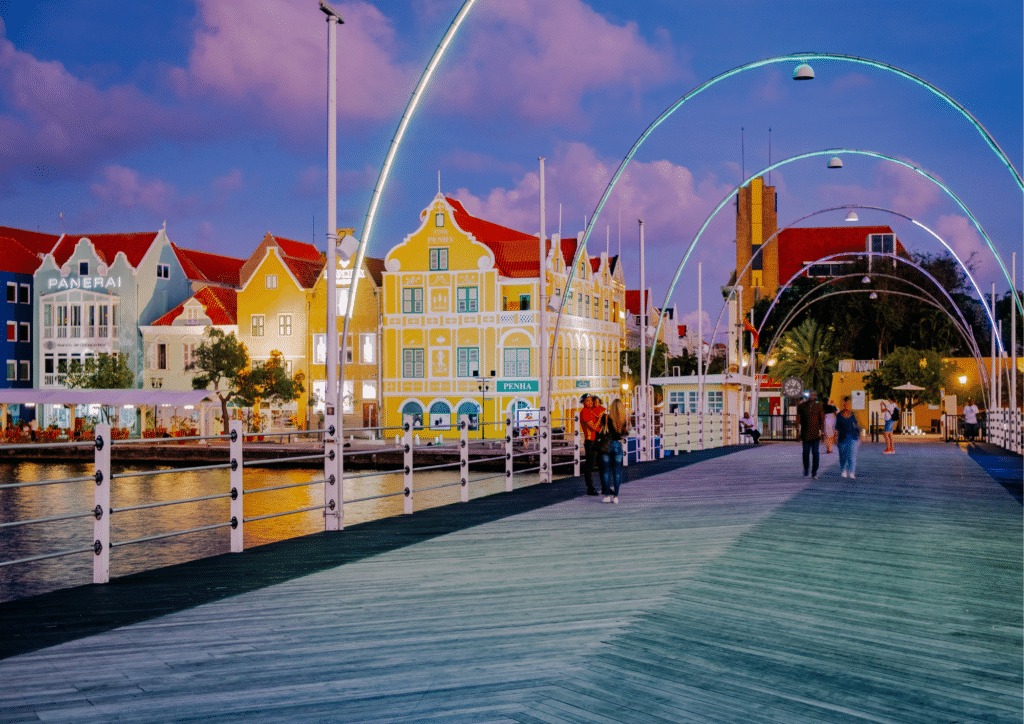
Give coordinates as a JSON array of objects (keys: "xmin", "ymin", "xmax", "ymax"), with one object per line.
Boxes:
[{"xmin": 0, "ymin": 390, "xmax": 215, "ymax": 406}]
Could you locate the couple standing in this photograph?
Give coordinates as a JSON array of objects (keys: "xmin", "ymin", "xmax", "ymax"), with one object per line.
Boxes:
[
  {"xmin": 580, "ymin": 393, "xmax": 630, "ymax": 503},
  {"xmin": 797, "ymin": 391, "xmax": 861, "ymax": 479}
]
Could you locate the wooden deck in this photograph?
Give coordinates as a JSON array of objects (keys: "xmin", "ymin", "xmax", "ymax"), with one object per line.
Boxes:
[{"xmin": 0, "ymin": 442, "xmax": 1020, "ymax": 723}]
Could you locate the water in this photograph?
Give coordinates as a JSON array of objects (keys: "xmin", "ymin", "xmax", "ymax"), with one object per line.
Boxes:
[{"xmin": 0, "ymin": 461, "xmax": 554, "ymax": 602}]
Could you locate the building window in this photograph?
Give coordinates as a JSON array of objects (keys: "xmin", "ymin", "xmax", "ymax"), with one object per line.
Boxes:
[
  {"xmin": 265, "ymin": 274, "xmax": 277, "ymax": 289},
  {"xmin": 6, "ymin": 283, "xmax": 14, "ymax": 303},
  {"xmin": 577, "ymin": 293, "xmax": 583, "ymax": 316},
  {"xmin": 519, "ymin": 294, "xmax": 531, "ymax": 311},
  {"xmin": 342, "ymin": 333, "xmax": 353, "ymax": 364},
  {"xmin": 604, "ymin": 298, "xmax": 609, "ymax": 321},
  {"xmin": 435, "ymin": 212, "xmax": 445, "ymax": 228},
  {"xmin": 402, "ymin": 287, "xmax": 424, "ymax": 313},
  {"xmin": 585, "ymin": 295, "xmax": 590, "ymax": 318},
  {"xmin": 503, "ymin": 348, "xmax": 530, "ymax": 377},
  {"xmin": 156, "ymin": 263, "xmax": 170, "ymax": 279},
  {"xmin": 457, "ymin": 347, "xmax": 480, "ymax": 377},
  {"xmin": 44, "ymin": 354, "xmax": 53, "ymax": 375},
  {"xmin": 402, "ymin": 348, "xmax": 425, "ymax": 378},
  {"xmin": 707, "ymin": 390, "xmax": 724, "ymax": 414},
  {"xmin": 251, "ymin": 315, "xmax": 265, "ymax": 336},
  {"xmin": 279, "ymin": 314, "xmax": 292, "ymax": 336},
  {"xmin": 79, "ymin": 261, "xmax": 89, "ymax": 276},
  {"xmin": 402, "ymin": 401, "xmax": 424, "ymax": 429},
  {"xmin": 429, "ymin": 401, "xmax": 451, "ymax": 430},
  {"xmin": 429, "ymin": 248, "xmax": 448, "ymax": 271},
  {"xmin": 359, "ymin": 333, "xmax": 375, "ymax": 364},
  {"xmin": 6, "ymin": 322, "xmax": 13, "ymax": 342},
  {"xmin": 156, "ymin": 343, "xmax": 167, "ymax": 370},
  {"xmin": 457, "ymin": 286, "xmax": 479, "ymax": 313},
  {"xmin": 869, "ymin": 233, "xmax": 894, "ymax": 254},
  {"xmin": 183, "ymin": 343, "xmax": 197, "ymax": 370},
  {"xmin": 18, "ymin": 284, "xmax": 29, "ymax": 304},
  {"xmin": 19, "ymin": 360, "xmax": 29, "ymax": 381},
  {"xmin": 18, "ymin": 322, "xmax": 29, "ymax": 343},
  {"xmin": 185, "ymin": 307, "xmax": 200, "ymax": 323},
  {"xmin": 6, "ymin": 360, "xmax": 14, "ymax": 381}
]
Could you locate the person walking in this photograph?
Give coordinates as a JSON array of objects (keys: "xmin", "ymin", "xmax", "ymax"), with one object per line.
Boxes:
[
  {"xmin": 835, "ymin": 395, "xmax": 861, "ymax": 478},
  {"xmin": 599, "ymin": 399, "xmax": 630, "ymax": 504},
  {"xmin": 578, "ymin": 394, "xmax": 600, "ymax": 495},
  {"xmin": 796, "ymin": 390, "xmax": 825, "ymax": 479},
  {"xmin": 823, "ymin": 398, "xmax": 838, "ymax": 453},
  {"xmin": 882, "ymin": 398, "xmax": 899, "ymax": 454},
  {"xmin": 962, "ymin": 398, "xmax": 979, "ymax": 442}
]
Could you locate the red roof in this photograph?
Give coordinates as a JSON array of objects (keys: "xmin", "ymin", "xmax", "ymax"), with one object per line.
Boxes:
[
  {"xmin": 0, "ymin": 226, "xmax": 60, "ymax": 256},
  {"xmin": 625, "ymin": 289, "xmax": 650, "ymax": 315},
  {"xmin": 151, "ymin": 286, "xmax": 237, "ymax": 326},
  {"xmin": 275, "ymin": 236, "xmax": 322, "ymax": 262},
  {"xmin": 172, "ymin": 245, "xmax": 244, "ymax": 288},
  {"xmin": 777, "ymin": 226, "xmax": 904, "ymax": 284},
  {"xmin": 51, "ymin": 232, "xmax": 159, "ymax": 269},
  {"xmin": 282, "ymin": 256, "xmax": 325, "ymax": 290},
  {"xmin": 0, "ymin": 236, "xmax": 46, "ymax": 275}
]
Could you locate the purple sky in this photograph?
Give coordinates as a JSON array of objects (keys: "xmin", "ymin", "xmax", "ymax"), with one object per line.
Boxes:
[{"xmin": 1, "ymin": 1, "xmax": 1021, "ymax": 338}]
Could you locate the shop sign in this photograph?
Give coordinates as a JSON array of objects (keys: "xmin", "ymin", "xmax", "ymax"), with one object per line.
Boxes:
[{"xmin": 497, "ymin": 380, "xmax": 538, "ymax": 393}]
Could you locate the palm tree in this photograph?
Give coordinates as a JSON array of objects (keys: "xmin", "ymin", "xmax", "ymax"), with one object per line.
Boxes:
[{"xmin": 772, "ymin": 318, "xmax": 841, "ymax": 397}]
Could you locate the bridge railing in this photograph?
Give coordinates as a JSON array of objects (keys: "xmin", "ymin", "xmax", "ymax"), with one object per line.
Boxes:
[{"xmin": 0, "ymin": 414, "xmax": 582, "ymax": 590}]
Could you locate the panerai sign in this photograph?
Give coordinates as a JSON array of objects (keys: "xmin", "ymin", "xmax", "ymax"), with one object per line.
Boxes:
[{"xmin": 48, "ymin": 276, "xmax": 122, "ymax": 290}]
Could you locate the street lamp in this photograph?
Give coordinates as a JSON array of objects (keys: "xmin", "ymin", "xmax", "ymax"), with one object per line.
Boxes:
[
  {"xmin": 474, "ymin": 370, "xmax": 495, "ymax": 439},
  {"xmin": 845, "ymin": 211, "xmax": 859, "ymax": 222}
]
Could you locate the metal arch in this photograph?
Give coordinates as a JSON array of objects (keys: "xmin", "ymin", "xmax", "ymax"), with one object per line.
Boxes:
[
  {"xmin": 755, "ymin": 288, "xmax": 990, "ymax": 410},
  {"xmin": 703, "ymin": 204, "xmax": 993, "ymax": 378},
  {"xmin": 640, "ymin": 148, "xmax": 1018, "ymax": 384}
]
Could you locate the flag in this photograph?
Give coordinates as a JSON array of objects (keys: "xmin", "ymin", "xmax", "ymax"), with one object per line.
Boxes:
[{"xmin": 744, "ymin": 319, "xmax": 759, "ymax": 348}]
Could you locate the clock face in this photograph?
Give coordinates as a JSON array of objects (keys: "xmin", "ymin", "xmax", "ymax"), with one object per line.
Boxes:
[{"xmin": 782, "ymin": 377, "xmax": 804, "ymax": 398}]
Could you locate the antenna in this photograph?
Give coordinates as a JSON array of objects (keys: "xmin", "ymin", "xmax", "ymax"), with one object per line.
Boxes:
[
  {"xmin": 437, "ymin": 170, "xmax": 441, "ymax": 194},
  {"xmin": 740, "ymin": 127, "xmax": 745, "ymax": 183}
]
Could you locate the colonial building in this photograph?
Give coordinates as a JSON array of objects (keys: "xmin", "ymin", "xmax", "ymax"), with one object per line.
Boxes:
[
  {"xmin": 34, "ymin": 228, "xmax": 192, "ymax": 427},
  {"xmin": 735, "ymin": 176, "xmax": 907, "ymax": 318},
  {"xmin": 381, "ymin": 193, "xmax": 625, "ymax": 435}
]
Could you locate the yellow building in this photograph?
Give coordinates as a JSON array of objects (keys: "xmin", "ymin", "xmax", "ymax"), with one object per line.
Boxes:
[
  {"xmin": 236, "ymin": 233, "xmax": 324, "ymax": 429},
  {"xmin": 307, "ymin": 241, "xmax": 384, "ymax": 431},
  {"xmin": 381, "ymin": 194, "xmax": 626, "ymax": 435}
]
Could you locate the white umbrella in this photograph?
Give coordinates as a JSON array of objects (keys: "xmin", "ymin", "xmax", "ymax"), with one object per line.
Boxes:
[{"xmin": 893, "ymin": 383, "xmax": 925, "ymax": 391}]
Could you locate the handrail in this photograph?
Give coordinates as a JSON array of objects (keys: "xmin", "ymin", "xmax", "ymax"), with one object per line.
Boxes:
[
  {"xmin": 111, "ymin": 462, "xmax": 232, "ymax": 480},
  {"xmin": 0, "ymin": 544, "xmax": 98, "ymax": 568},
  {"xmin": 0, "ymin": 509, "xmax": 97, "ymax": 529},
  {"xmin": 243, "ymin": 479, "xmax": 326, "ymax": 495},
  {"xmin": 112, "ymin": 521, "xmax": 234, "ymax": 547},
  {"xmin": 112, "ymin": 491, "xmax": 233, "ymax": 513},
  {"xmin": 244, "ymin": 504, "xmax": 328, "ymax": 524},
  {"xmin": 0, "ymin": 474, "xmax": 96, "ymax": 490}
]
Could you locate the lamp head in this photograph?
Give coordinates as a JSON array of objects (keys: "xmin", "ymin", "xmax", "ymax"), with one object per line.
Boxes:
[
  {"xmin": 869, "ymin": 291, "xmax": 878, "ymax": 300},
  {"xmin": 827, "ymin": 156, "xmax": 843, "ymax": 169},
  {"xmin": 845, "ymin": 211, "xmax": 859, "ymax": 222},
  {"xmin": 793, "ymin": 63, "xmax": 815, "ymax": 80},
  {"xmin": 320, "ymin": 0, "xmax": 344, "ymax": 21}
]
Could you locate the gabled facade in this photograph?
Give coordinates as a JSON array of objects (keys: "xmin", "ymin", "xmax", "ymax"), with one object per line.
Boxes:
[
  {"xmin": 381, "ymin": 194, "xmax": 625, "ymax": 435},
  {"xmin": 236, "ymin": 233, "xmax": 324, "ymax": 428},
  {"xmin": 0, "ymin": 229, "xmax": 57, "ymax": 396}
]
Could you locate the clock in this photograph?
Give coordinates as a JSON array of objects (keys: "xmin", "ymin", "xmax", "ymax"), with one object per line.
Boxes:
[{"xmin": 782, "ymin": 376, "xmax": 804, "ymax": 399}]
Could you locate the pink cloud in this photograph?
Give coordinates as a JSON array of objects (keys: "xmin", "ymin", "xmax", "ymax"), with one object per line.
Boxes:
[
  {"xmin": 90, "ymin": 165, "xmax": 176, "ymax": 214},
  {"xmin": 214, "ymin": 168, "xmax": 243, "ymax": 195},
  {"xmin": 934, "ymin": 213, "xmax": 992, "ymax": 278},
  {"xmin": 173, "ymin": 0, "xmax": 417, "ymax": 130},
  {"xmin": 0, "ymin": 22, "xmax": 182, "ymax": 187},
  {"xmin": 440, "ymin": 0, "xmax": 682, "ymax": 123},
  {"xmin": 818, "ymin": 160, "xmax": 943, "ymax": 217}
]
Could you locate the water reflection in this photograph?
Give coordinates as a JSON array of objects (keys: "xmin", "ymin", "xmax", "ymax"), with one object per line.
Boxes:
[{"xmin": 0, "ymin": 461, "xmax": 552, "ymax": 602}]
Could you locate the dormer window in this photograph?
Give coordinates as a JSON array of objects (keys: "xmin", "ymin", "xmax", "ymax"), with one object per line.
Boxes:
[
  {"xmin": 156, "ymin": 264, "xmax": 170, "ymax": 279},
  {"xmin": 79, "ymin": 261, "xmax": 89, "ymax": 275}
]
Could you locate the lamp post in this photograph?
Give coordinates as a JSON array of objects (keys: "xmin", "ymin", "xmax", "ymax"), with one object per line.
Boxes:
[
  {"xmin": 321, "ymin": 0, "xmax": 344, "ymax": 532},
  {"xmin": 538, "ymin": 157, "xmax": 550, "ymax": 482},
  {"xmin": 475, "ymin": 370, "xmax": 494, "ymax": 439}
]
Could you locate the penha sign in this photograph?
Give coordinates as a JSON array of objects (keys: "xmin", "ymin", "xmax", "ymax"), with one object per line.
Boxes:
[{"xmin": 496, "ymin": 380, "xmax": 539, "ymax": 393}]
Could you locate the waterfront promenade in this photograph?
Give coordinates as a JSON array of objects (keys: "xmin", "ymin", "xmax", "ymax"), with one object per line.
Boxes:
[{"xmin": 0, "ymin": 441, "xmax": 1020, "ymax": 723}]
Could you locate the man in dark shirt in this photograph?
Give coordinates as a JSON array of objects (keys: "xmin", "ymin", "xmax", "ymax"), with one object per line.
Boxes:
[{"xmin": 796, "ymin": 390, "xmax": 825, "ymax": 479}]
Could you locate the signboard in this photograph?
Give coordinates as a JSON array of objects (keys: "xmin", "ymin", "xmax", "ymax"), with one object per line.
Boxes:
[
  {"xmin": 851, "ymin": 390, "xmax": 866, "ymax": 410},
  {"xmin": 496, "ymin": 380, "xmax": 538, "ymax": 393},
  {"xmin": 516, "ymin": 408, "xmax": 540, "ymax": 428},
  {"xmin": 575, "ymin": 380, "xmax": 590, "ymax": 389}
]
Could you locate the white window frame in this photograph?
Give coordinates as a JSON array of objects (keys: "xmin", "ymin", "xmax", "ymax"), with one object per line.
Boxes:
[
  {"xmin": 18, "ymin": 284, "xmax": 29, "ymax": 304},
  {"xmin": 429, "ymin": 248, "xmax": 448, "ymax": 271},
  {"xmin": 265, "ymin": 274, "xmax": 278, "ymax": 289},
  {"xmin": 19, "ymin": 360, "xmax": 29, "ymax": 381},
  {"xmin": 403, "ymin": 348, "xmax": 425, "ymax": 378},
  {"xmin": 402, "ymin": 287, "xmax": 424, "ymax": 313},
  {"xmin": 279, "ymin": 314, "xmax": 292, "ymax": 336},
  {"xmin": 6, "ymin": 283, "xmax": 14, "ymax": 303},
  {"xmin": 457, "ymin": 286, "xmax": 479, "ymax": 313},
  {"xmin": 503, "ymin": 348, "xmax": 531, "ymax": 378},
  {"xmin": 457, "ymin": 347, "xmax": 480, "ymax": 377},
  {"xmin": 359, "ymin": 333, "xmax": 375, "ymax": 364},
  {"xmin": 251, "ymin": 314, "xmax": 265, "ymax": 337},
  {"xmin": 6, "ymin": 360, "xmax": 15, "ymax": 381},
  {"xmin": 18, "ymin": 322, "xmax": 29, "ymax": 343}
]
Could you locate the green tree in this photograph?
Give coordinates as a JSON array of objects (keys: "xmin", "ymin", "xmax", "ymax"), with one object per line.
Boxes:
[
  {"xmin": 190, "ymin": 329, "xmax": 250, "ymax": 435},
  {"xmin": 862, "ymin": 346, "xmax": 956, "ymax": 412},
  {"xmin": 235, "ymin": 350, "xmax": 305, "ymax": 410},
  {"xmin": 65, "ymin": 352, "xmax": 134, "ymax": 426},
  {"xmin": 772, "ymin": 318, "xmax": 841, "ymax": 398}
]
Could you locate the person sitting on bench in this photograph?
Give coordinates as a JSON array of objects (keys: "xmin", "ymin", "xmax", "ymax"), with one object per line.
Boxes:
[{"xmin": 740, "ymin": 411, "xmax": 761, "ymax": 444}]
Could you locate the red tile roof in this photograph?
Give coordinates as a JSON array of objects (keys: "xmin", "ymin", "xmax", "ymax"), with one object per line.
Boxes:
[
  {"xmin": 52, "ymin": 232, "xmax": 159, "ymax": 269},
  {"xmin": 275, "ymin": 236, "xmax": 322, "ymax": 262},
  {"xmin": 0, "ymin": 236, "xmax": 46, "ymax": 275},
  {"xmin": 445, "ymin": 198, "xmax": 602, "ymax": 279},
  {"xmin": 364, "ymin": 257, "xmax": 385, "ymax": 286},
  {"xmin": 151, "ymin": 286, "xmax": 237, "ymax": 326},
  {"xmin": 777, "ymin": 225, "xmax": 904, "ymax": 283},
  {"xmin": 172, "ymin": 245, "xmax": 245, "ymax": 288},
  {"xmin": 625, "ymin": 289, "xmax": 650, "ymax": 315},
  {"xmin": 282, "ymin": 256, "xmax": 325, "ymax": 290},
  {"xmin": 0, "ymin": 226, "xmax": 60, "ymax": 256}
]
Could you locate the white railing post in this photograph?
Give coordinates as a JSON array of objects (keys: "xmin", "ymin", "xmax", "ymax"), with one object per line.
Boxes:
[
  {"xmin": 93, "ymin": 423, "xmax": 111, "ymax": 584},
  {"xmin": 459, "ymin": 416, "xmax": 469, "ymax": 502},
  {"xmin": 505, "ymin": 415, "xmax": 514, "ymax": 492},
  {"xmin": 573, "ymin": 410, "xmax": 581, "ymax": 477},
  {"xmin": 403, "ymin": 415, "xmax": 414, "ymax": 514},
  {"xmin": 324, "ymin": 413, "xmax": 342, "ymax": 532},
  {"xmin": 229, "ymin": 420, "xmax": 244, "ymax": 552},
  {"xmin": 540, "ymin": 410, "xmax": 551, "ymax": 484}
]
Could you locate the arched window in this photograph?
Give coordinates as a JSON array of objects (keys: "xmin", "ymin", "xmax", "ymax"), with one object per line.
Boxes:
[
  {"xmin": 457, "ymin": 401, "xmax": 480, "ymax": 431},
  {"xmin": 429, "ymin": 401, "xmax": 451, "ymax": 430},
  {"xmin": 401, "ymin": 401, "xmax": 423, "ymax": 429}
]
